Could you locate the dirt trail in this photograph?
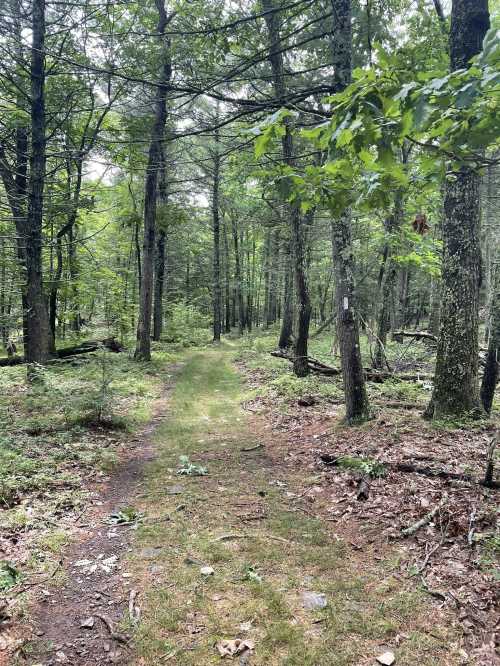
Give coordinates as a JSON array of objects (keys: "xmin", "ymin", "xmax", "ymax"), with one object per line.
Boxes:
[
  {"xmin": 21, "ymin": 349, "xmax": 480, "ymax": 665},
  {"xmin": 24, "ymin": 365, "xmax": 182, "ymax": 666}
]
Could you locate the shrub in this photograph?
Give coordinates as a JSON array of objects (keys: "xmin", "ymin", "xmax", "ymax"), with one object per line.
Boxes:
[{"xmin": 163, "ymin": 303, "xmax": 211, "ymax": 347}]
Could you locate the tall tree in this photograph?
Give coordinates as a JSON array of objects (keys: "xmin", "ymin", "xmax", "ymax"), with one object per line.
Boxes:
[
  {"xmin": 153, "ymin": 150, "xmax": 168, "ymax": 342},
  {"xmin": 212, "ymin": 126, "xmax": 222, "ymax": 342},
  {"xmin": 262, "ymin": 0, "xmax": 311, "ymax": 376},
  {"xmin": 329, "ymin": 0, "xmax": 370, "ymax": 421},
  {"xmin": 135, "ymin": 0, "xmax": 172, "ymax": 360},
  {"xmin": 425, "ymin": 0, "xmax": 490, "ymax": 418},
  {"xmin": 24, "ymin": 0, "xmax": 51, "ymax": 369}
]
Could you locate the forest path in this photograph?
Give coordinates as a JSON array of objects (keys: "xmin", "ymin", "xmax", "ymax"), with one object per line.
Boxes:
[
  {"xmin": 23, "ymin": 361, "xmax": 185, "ymax": 666},
  {"xmin": 25, "ymin": 347, "xmax": 458, "ymax": 666},
  {"xmin": 119, "ymin": 348, "xmax": 458, "ymax": 666}
]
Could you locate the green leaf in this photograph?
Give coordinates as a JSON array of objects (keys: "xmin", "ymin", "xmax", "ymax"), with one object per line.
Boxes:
[
  {"xmin": 413, "ymin": 96, "xmax": 432, "ymax": 129},
  {"xmin": 394, "ymin": 82, "xmax": 418, "ymax": 101},
  {"xmin": 254, "ymin": 131, "xmax": 271, "ymax": 158},
  {"xmin": 455, "ymin": 82, "xmax": 479, "ymax": 108},
  {"xmin": 0, "ymin": 561, "xmax": 21, "ymax": 591}
]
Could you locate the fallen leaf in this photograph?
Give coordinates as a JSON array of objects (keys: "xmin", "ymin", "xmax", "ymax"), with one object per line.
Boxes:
[
  {"xmin": 376, "ymin": 651, "xmax": 395, "ymax": 665},
  {"xmin": 216, "ymin": 638, "xmax": 255, "ymax": 658}
]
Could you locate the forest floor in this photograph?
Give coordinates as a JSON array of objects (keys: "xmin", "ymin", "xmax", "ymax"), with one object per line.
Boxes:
[{"xmin": 1, "ymin": 339, "xmax": 499, "ymax": 665}]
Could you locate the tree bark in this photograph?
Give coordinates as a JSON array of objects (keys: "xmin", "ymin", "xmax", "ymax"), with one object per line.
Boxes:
[
  {"xmin": 428, "ymin": 278, "xmax": 441, "ymax": 336},
  {"xmin": 332, "ymin": 212, "xmax": 371, "ymax": 422},
  {"xmin": 329, "ymin": 0, "xmax": 370, "ymax": 421},
  {"xmin": 153, "ymin": 147, "xmax": 168, "ymax": 342},
  {"xmin": 278, "ymin": 236, "xmax": 294, "ymax": 349},
  {"xmin": 135, "ymin": 0, "xmax": 171, "ymax": 360},
  {"xmin": 231, "ymin": 214, "xmax": 245, "ymax": 335},
  {"xmin": 267, "ymin": 227, "xmax": 279, "ymax": 326},
  {"xmin": 223, "ymin": 217, "xmax": 231, "ymax": 333},
  {"xmin": 153, "ymin": 230, "xmax": 166, "ymax": 341},
  {"xmin": 480, "ymin": 265, "xmax": 499, "ymax": 414},
  {"xmin": 374, "ymin": 192, "xmax": 403, "ymax": 369},
  {"xmin": 212, "ymin": 127, "xmax": 222, "ymax": 342},
  {"xmin": 24, "ymin": 0, "xmax": 51, "ymax": 371},
  {"xmin": 426, "ymin": 0, "xmax": 490, "ymax": 419}
]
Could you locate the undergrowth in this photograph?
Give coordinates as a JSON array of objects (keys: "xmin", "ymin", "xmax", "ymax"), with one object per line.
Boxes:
[{"xmin": 0, "ymin": 346, "xmax": 169, "ymax": 509}]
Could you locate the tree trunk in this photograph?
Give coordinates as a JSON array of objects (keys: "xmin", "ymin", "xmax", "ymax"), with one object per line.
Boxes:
[
  {"xmin": 153, "ymin": 229, "xmax": 166, "ymax": 341},
  {"xmin": 332, "ymin": 212, "xmax": 371, "ymax": 422},
  {"xmin": 153, "ymin": 147, "xmax": 168, "ymax": 342},
  {"xmin": 262, "ymin": 228, "xmax": 271, "ymax": 328},
  {"xmin": 428, "ymin": 278, "xmax": 441, "ymax": 336},
  {"xmin": 426, "ymin": 0, "xmax": 490, "ymax": 419},
  {"xmin": 393, "ymin": 267, "xmax": 409, "ymax": 334},
  {"xmin": 483, "ymin": 161, "xmax": 498, "ymax": 343},
  {"xmin": 135, "ymin": 0, "xmax": 171, "ymax": 361},
  {"xmin": 231, "ymin": 215, "xmax": 245, "ymax": 336},
  {"xmin": 263, "ymin": 0, "xmax": 311, "ymax": 376},
  {"xmin": 267, "ymin": 227, "xmax": 279, "ymax": 325},
  {"xmin": 212, "ymin": 127, "xmax": 222, "ymax": 342},
  {"xmin": 0, "ymin": 239, "xmax": 6, "ymax": 346},
  {"xmin": 374, "ymin": 191, "xmax": 404, "ymax": 369},
  {"xmin": 278, "ymin": 237, "xmax": 294, "ymax": 349},
  {"xmin": 223, "ymin": 217, "xmax": 231, "ymax": 333},
  {"xmin": 329, "ymin": 0, "xmax": 370, "ymax": 420},
  {"xmin": 68, "ymin": 225, "xmax": 80, "ymax": 332},
  {"xmin": 480, "ymin": 265, "xmax": 499, "ymax": 414},
  {"xmin": 25, "ymin": 0, "xmax": 51, "ymax": 371}
]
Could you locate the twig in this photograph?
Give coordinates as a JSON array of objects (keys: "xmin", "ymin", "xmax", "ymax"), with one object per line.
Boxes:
[
  {"xmin": 467, "ymin": 506, "xmax": 477, "ymax": 546},
  {"xmin": 94, "ymin": 614, "xmax": 129, "ymax": 644},
  {"xmin": 419, "ymin": 575, "xmax": 446, "ymax": 602},
  {"xmin": 400, "ymin": 494, "xmax": 448, "ymax": 537},
  {"xmin": 213, "ymin": 533, "xmax": 291, "ymax": 545},
  {"xmin": 74, "ymin": 505, "xmax": 88, "ymax": 524},
  {"xmin": 12, "ymin": 560, "xmax": 62, "ymax": 596},
  {"xmin": 413, "ymin": 540, "xmax": 442, "ymax": 576},
  {"xmin": 240, "ymin": 443, "xmax": 264, "ymax": 452},
  {"xmin": 128, "ymin": 589, "xmax": 140, "ymax": 625}
]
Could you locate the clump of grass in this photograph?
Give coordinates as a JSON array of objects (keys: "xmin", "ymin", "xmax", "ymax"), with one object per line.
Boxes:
[
  {"xmin": 335, "ymin": 455, "xmax": 386, "ymax": 478},
  {"xmin": 268, "ymin": 372, "xmax": 341, "ymax": 401},
  {"xmin": 176, "ymin": 455, "xmax": 207, "ymax": 476}
]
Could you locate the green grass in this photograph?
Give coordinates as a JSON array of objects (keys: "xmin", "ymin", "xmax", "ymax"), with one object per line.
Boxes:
[
  {"xmin": 0, "ymin": 349, "xmax": 168, "ymax": 509},
  {"xmin": 127, "ymin": 346, "xmax": 461, "ymax": 665}
]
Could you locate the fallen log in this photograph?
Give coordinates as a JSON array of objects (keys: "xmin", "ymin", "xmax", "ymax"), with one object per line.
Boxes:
[
  {"xmin": 400, "ymin": 494, "xmax": 448, "ymax": 537},
  {"xmin": 270, "ymin": 350, "xmax": 340, "ymax": 376},
  {"xmin": 392, "ymin": 330, "xmax": 437, "ymax": 343},
  {"xmin": 365, "ymin": 370, "xmax": 434, "ymax": 382},
  {"xmin": 270, "ymin": 351, "xmax": 432, "ymax": 383},
  {"xmin": 319, "ymin": 454, "xmax": 500, "ymax": 489},
  {"xmin": 0, "ymin": 337, "xmax": 124, "ymax": 367}
]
